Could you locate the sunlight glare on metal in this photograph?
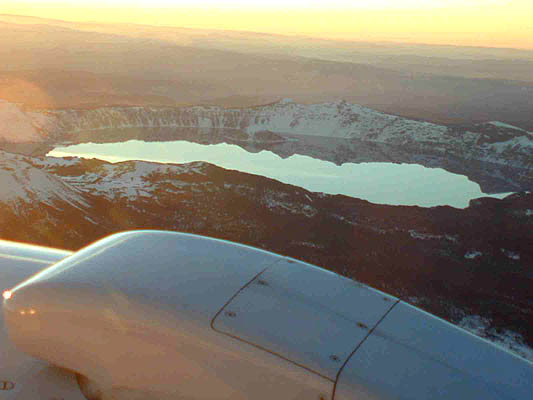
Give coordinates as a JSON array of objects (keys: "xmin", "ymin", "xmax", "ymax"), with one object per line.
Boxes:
[{"xmin": 2, "ymin": 290, "xmax": 12, "ymax": 300}]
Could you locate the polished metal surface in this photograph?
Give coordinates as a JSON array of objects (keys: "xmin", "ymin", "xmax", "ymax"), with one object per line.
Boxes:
[
  {"xmin": 2, "ymin": 232, "xmax": 532, "ymax": 400},
  {"xmin": 213, "ymin": 258, "xmax": 397, "ymax": 380},
  {"xmin": 0, "ymin": 240, "xmax": 83, "ymax": 400},
  {"xmin": 4, "ymin": 231, "xmax": 333, "ymax": 400},
  {"xmin": 334, "ymin": 302, "xmax": 533, "ymax": 400}
]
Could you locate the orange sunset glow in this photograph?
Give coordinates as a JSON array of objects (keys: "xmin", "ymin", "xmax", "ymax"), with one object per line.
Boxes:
[{"xmin": 3, "ymin": 0, "xmax": 533, "ymax": 49}]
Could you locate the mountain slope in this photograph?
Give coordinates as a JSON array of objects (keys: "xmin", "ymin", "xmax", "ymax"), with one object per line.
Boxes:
[
  {"xmin": 0, "ymin": 151, "xmax": 87, "ymax": 208},
  {"xmin": 0, "ymin": 151, "xmax": 113, "ymax": 248},
  {"xmin": 0, "ymin": 100, "xmax": 43, "ymax": 143}
]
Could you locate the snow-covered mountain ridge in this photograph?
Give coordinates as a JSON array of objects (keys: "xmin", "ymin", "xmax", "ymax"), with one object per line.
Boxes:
[
  {"xmin": 0, "ymin": 151, "xmax": 88, "ymax": 210},
  {"xmin": 31, "ymin": 155, "xmax": 211, "ymax": 201},
  {"xmin": 3, "ymin": 99, "xmax": 531, "ymax": 169}
]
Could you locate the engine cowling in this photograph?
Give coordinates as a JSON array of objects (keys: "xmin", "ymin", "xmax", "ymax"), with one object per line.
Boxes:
[{"xmin": 3, "ymin": 231, "xmax": 532, "ymax": 400}]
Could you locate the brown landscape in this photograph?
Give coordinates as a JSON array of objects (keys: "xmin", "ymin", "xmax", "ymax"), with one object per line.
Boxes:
[{"xmin": 2, "ymin": 14, "xmax": 533, "ymax": 129}]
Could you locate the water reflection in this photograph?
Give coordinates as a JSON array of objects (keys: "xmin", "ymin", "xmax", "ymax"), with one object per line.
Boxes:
[{"xmin": 49, "ymin": 140, "xmax": 512, "ymax": 208}]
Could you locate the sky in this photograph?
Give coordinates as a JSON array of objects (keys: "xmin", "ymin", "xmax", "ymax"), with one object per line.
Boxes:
[{"xmin": 3, "ymin": 0, "xmax": 533, "ymax": 48}]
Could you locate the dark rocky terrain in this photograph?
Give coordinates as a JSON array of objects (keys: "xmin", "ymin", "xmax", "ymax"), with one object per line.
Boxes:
[{"xmin": 1, "ymin": 150, "xmax": 531, "ymax": 359}]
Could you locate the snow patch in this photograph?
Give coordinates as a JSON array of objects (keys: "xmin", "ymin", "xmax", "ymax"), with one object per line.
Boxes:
[
  {"xmin": 459, "ymin": 315, "xmax": 533, "ymax": 362},
  {"xmin": 501, "ymin": 249, "xmax": 520, "ymax": 261},
  {"xmin": 464, "ymin": 250, "xmax": 482, "ymax": 260},
  {"xmin": 279, "ymin": 98, "xmax": 294, "ymax": 104},
  {"xmin": 408, "ymin": 230, "xmax": 458, "ymax": 242},
  {"xmin": 84, "ymin": 216, "xmax": 98, "ymax": 224},
  {"xmin": 35, "ymin": 156, "xmax": 81, "ymax": 168},
  {"xmin": 0, "ymin": 151, "xmax": 88, "ymax": 208},
  {"xmin": 291, "ymin": 241, "xmax": 324, "ymax": 249},
  {"xmin": 54, "ymin": 159, "xmax": 208, "ymax": 201},
  {"xmin": 487, "ymin": 121, "xmax": 527, "ymax": 132},
  {"xmin": 263, "ymin": 190, "xmax": 317, "ymax": 217}
]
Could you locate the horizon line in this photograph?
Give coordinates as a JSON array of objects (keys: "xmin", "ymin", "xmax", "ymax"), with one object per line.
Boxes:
[{"xmin": 2, "ymin": 13, "xmax": 533, "ymax": 52}]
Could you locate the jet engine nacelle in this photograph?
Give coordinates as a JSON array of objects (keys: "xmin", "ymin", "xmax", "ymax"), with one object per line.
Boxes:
[{"xmin": 3, "ymin": 231, "xmax": 532, "ymax": 400}]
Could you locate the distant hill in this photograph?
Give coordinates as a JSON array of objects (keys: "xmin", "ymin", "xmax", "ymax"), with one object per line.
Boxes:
[{"xmin": 1, "ymin": 15, "xmax": 533, "ymax": 128}]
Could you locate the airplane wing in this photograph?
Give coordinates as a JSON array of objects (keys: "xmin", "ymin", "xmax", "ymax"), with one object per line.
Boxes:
[
  {"xmin": 1, "ymin": 231, "xmax": 532, "ymax": 400},
  {"xmin": 0, "ymin": 240, "xmax": 86, "ymax": 399}
]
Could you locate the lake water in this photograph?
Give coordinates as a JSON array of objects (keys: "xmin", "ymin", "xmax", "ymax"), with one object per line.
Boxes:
[{"xmin": 48, "ymin": 140, "xmax": 512, "ymax": 208}]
